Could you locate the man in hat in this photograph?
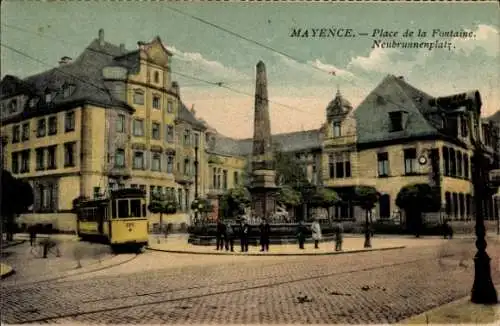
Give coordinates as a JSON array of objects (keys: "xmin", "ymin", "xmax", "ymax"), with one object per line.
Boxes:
[
  {"xmin": 259, "ymin": 217, "xmax": 271, "ymax": 252},
  {"xmin": 239, "ymin": 218, "xmax": 250, "ymax": 252},
  {"xmin": 216, "ymin": 219, "xmax": 226, "ymax": 251},
  {"xmin": 335, "ymin": 221, "xmax": 344, "ymax": 251},
  {"xmin": 297, "ymin": 220, "xmax": 307, "ymax": 250}
]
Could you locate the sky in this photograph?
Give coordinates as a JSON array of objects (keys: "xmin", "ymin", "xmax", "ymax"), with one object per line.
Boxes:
[{"xmin": 1, "ymin": 2, "xmax": 499, "ymax": 139}]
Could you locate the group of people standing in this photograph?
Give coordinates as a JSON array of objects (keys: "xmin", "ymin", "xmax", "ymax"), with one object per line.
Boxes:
[{"xmin": 215, "ymin": 218, "xmax": 344, "ymax": 252}]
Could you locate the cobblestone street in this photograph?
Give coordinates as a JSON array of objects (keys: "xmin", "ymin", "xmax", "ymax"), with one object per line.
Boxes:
[{"xmin": 2, "ymin": 236, "xmax": 500, "ymax": 324}]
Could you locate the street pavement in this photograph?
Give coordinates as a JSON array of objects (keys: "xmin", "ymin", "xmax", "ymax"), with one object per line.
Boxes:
[{"xmin": 2, "ymin": 235, "xmax": 500, "ymax": 324}]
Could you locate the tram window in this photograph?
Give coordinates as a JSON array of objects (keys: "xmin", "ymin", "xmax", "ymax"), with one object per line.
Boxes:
[
  {"xmin": 118, "ymin": 199, "xmax": 130, "ymax": 218},
  {"xmin": 142, "ymin": 204, "xmax": 146, "ymax": 217},
  {"xmin": 130, "ymin": 199, "xmax": 142, "ymax": 217},
  {"xmin": 112, "ymin": 201, "xmax": 117, "ymax": 218}
]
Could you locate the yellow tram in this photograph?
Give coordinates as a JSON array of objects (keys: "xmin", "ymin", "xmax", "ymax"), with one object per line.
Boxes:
[{"xmin": 75, "ymin": 188, "xmax": 149, "ymax": 251}]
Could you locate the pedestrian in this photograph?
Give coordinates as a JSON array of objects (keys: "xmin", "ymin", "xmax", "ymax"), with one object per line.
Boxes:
[
  {"xmin": 443, "ymin": 219, "xmax": 453, "ymax": 239},
  {"xmin": 297, "ymin": 220, "xmax": 307, "ymax": 249},
  {"xmin": 311, "ymin": 217, "xmax": 322, "ymax": 249},
  {"xmin": 29, "ymin": 224, "xmax": 37, "ymax": 247},
  {"xmin": 225, "ymin": 221, "xmax": 235, "ymax": 252},
  {"xmin": 239, "ymin": 218, "xmax": 250, "ymax": 252},
  {"xmin": 335, "ymin": 221, "xmax": 344, "ymax": 251},
  {"xmin": 259, "ymin": 218, "xmax": 271, "ymax": 252},
  {"xmin": 216, "ymin": 219, "xmax": 226, "ymax": 251}
]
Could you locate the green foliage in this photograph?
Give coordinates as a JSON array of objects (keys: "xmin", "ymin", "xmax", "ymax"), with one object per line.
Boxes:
[
  {"xmin": 396, "ymin": 183, "xmax": 441, "ymax": 213},
  {"xmin": 277, "ymin": 185, "xmax": 302, "ymax": 208},
  {"xmin": 1, "ymin": 169, "xmax": 34, "ymax": 216},
  {"xmin": 148, "ymin": 193, "xmax": 178, "ymax": 215},
  {"xmin": 220, "ymin": 185, "xmax": 251, "ymax": 217},
  {"xmin": 308, "ymin": 187, "xmax": 340, "ymax": 208},
  {"xmin": 353, "ymin": 186, "xmax": 379, "ymax": 211},
  {"xmin": 191, "ymin": 197, "xmax": 214, "ymax": 213},
  {"xmin": 274, "ymin": 148, "xmax": 310, "ymax": 188}
]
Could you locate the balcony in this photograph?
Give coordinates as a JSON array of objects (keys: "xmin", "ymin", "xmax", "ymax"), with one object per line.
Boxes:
[
  {"xmin": 174, "ymin": 170, "xmax": 193, "ymax": 185},
  {"xmin": 207, "ymin": 188, "xmax": 225, "ymax": 196},
  {"xmin": 107, "ymin": 166, "xmax": 132, "ymax": 179},
  {"xmin": 324, "ymin": 135, "xmax": 356, "ymax": 147}
]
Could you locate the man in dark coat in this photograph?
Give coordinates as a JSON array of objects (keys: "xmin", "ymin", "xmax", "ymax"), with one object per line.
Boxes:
[
  {"xmin": 239, "ymin": 218, "xmax": 250, "ymax": 252},
  {"xmin": 443, "ymin": 219, "xmax": 453, "ymax": 239},
  {"xmin": 225, "ymin": 222, "xmax": 235, "ymax": 252},
  {"xmin": 297, "ymin": 220, "xmax": 307, "ymax": 249},
  {"xmin": 335, "ymin": 221, "xmax": 344, "ymax": 251},
  {"xmin": 259, "ymin": 218, "xmax": 271, "ymax": 252},
  {"xmin": 216, "ymin": 220, "xmax": 226, "ymax": 251}
]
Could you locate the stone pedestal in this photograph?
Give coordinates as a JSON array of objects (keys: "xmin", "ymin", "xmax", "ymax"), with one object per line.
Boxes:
[{"xmin": 250, "ymin": 169, "xmax": 278, "ymax": 218}]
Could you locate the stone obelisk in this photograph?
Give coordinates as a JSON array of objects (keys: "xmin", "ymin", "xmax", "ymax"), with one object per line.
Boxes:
[{"xmin": 250, "ymin": 61, "xmax": 278, "ymax": 219}]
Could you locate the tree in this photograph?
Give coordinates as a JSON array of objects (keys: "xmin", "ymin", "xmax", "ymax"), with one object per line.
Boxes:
[
  {"xmin": 274, "ymin": 144, "xmax": 310, "ymax": 188},
  {"xmin": 307, "ymin": 187, "xmax": 340, "ymax": 219},
  {"xmin": 396, "ymin": 183, "xmax": 440, "ymax": 237},
  {"xmin": 147, "ymin": 192, "xmax": 178, "ymax": 229},
  {"xmin": 191, "ymin": 197, "xmax": 214, "ymax": 222},
  {"xmin": 353, "ymin": 185, "xmax": 379, "ymax": 248},
  {"xmin": 1, "ymin": 169, "xmax": 34, "ymax": 241},
  {"xmin": 220, "ymin": 186, "xmax": 251, "ymax": 218},
  {"xmin": 277, "ymin": 185, "xmax": 302, "ymax": 209}
]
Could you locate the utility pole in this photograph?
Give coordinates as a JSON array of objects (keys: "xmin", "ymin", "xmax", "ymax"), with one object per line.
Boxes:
[{"xmin": 194, "ymin": 134, "xmax": 200, "ymax": 223}]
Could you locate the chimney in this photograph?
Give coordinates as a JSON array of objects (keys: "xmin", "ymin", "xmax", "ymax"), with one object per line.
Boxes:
[
  {"xmin": 119, "ymin": 43, "xmax": 125, "ymax": 52},
  {"xmin": 58, "ymin": 56, "xmax": 72, "ymax": 66},
  {"xmin": 98, "ymin": 28, "xmax": 105, "ymax": 46},
  {"xmin": 190, "ymin": 104, "xmax": 196, "ymax": 116}
]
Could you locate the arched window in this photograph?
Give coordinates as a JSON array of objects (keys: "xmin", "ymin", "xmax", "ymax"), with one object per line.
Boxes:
[
  {"xmin": 379, "ymin": 194, "xmax": 391, "ymax": 219},
  {"xmin": 154, "ymin": 71, "xmax": 160, "ymax": 84}
]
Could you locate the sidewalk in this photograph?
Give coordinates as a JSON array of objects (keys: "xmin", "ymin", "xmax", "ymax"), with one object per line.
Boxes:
[
  {"xmin": 402, "ymin": 294, "xmax": 500, "ymax": 324},
  {"xmin": 146, "ymin": 235, "xmax": 453, "ymax": 256}
]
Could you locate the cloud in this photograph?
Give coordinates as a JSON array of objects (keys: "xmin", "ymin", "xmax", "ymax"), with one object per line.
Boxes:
[
  {"xmin": 165, "ymin": 45, "xmax": 249, "ymax": 82},
  {"xmin": 453, "ymin": 24, "xmax": 499, "ymax": 57},
  {"xmin": 307, "ymin": 59, "xmax": 355, "ymax": 78}
]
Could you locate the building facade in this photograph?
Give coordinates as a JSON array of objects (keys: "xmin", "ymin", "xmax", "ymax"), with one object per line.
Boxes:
[{"xmin": 1, "ymin": 30, "xmax": 498, "ymax": 230}]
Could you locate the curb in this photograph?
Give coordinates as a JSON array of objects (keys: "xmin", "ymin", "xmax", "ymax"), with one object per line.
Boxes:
[
  {"xmin": 1, "ymin": 239, "xmax": 26, "ymax": 249},
  {"xmin": 0, "ymin": 263, "xmax": 15, "ymax": 279},
  {"xmin": 147, "ymin": 245, "xmax": 406, "ymax": 256}
]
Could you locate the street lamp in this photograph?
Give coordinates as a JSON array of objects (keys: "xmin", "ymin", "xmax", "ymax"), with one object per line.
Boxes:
[{"xmin": 194, "ymin": 134, "xmax": 200, "ymax": 223}]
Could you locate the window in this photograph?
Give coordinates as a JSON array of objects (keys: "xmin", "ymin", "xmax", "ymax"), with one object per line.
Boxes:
[
  {"xmin": 152, "ymin": 95, "xmax": 160, "ymax": 109},
  {"xmin": 184, "ymin": 158, "xmax": 190, "ymax": 176},
  {"xmin": 443, "ymin": 147, "xmax": 450, "ymax": 176},
  {"xmin": 115, "ymin": 149, "xmax": 125, "ymax": 168},
  {"xmin": 234, "ymin": 171, "xmax": 239, "ymax": 185},
  {"xmin": 460, "ymin": 116, "xmax": 468, "ymax": 138},
  {"xmin": 64, "ymin": 142, "xmax": 76, "ymax": 167},
  {"xmin": 377, "ymin": 152, "xmax": 389, "ymax": 177},
  {"xmin": 29, "ymin": 97, "xmax": 38, "ymax": 108},
  {"xmin": 464, "ymin": 154, "xmax": 469, "ymax": 179},
  {"xmin": 133, "ymin": 90, "xmax": 144, "ymax": 105},
  {"xmin": 9, "ymin": 99, "xmax": 18, "ymax": 113},
  {"xmin": 167, "ymin": 100, "xmax": 174, "ymax": 113},
  {"xmin": 11, "ymin": 153, "xmax": 19, "ymax": 174},
  {"xmin": 48, "ymin": 116, "xmax": 58, "ymax": 135},
  {"xmin": 223, "ymin": 170, "xmax": 228, "ymax": 190},
  {"xmin": 450, "ymin": 148, "xmax": 457, "ymax": 176},
  {"xmin": 389, "ymin": 111, "xmax": 403, "ymax": 132},
  {"xmin": 45, "ymin": 92, "xmax": 53, "ymax": 103},
  {"xmin": 42, "ymin": 184, "xmax": 53, "ymax": 209},
  {"xmin": 20, "ymin": 150, "xmax": 30, "ymax": 173},
  {"xmin": 165, "ymin": 125, "xmax": 174, "ymax": 142},
  {"xmin": 133, "ymin": 151, "xmax": 144, "ymax": 169},
  {"xmin": 212, "ymin": 167, "xmax": 217, "ymax": 188},
  {"xmin": 12, "ymin": 125, "xmax": 20, "ymax": 143},
  {"xmin": 93, "ymin": 187, "xmax": 101, "ymax": 199},
  {"xmin": 330, "ymin": 153, "xmax": 351, "ymax": 178},
  {"xmin": 65, "ymin": 111, "xmax": 75, "ymax": 132},
  {"xmin": 194, "ymin": 133, "xmax": 200, "ymax": 147},
  {"xmin": 36, "ymin": 148, "xmax": 45, "ymax": 171},
  {"xmin": 150, "ymin": 186, "xmax": 156, "ymax": 201},
  {"xmin": 152, "ymin": 122, "xmax": 160, "ymax": 139},
  {"xmin": 130, "ymin": 199, "xmax": 142, "ymax": 217},
  {"xmin": 117, "ymin": 199, "xmax": 129, "ymax": 218},
  {"xmin": 47, "ymin": 146, "xmax": 57, "ymax": 169},
  {"xmin": 154, "ymin": 71, "xmax": 160, "ymax": 84},
  {"xmin": 152, "ymin": 153, "xmax": 161, "ymax": 171},
  {"xmin": 183, "ymin": 129, "xmax": 191, "ymax": 145},
  {"xmin": 116, "ymin": 114, "xmax": 125, "ymax": 133},
  {"xmin": 167, "ymin": 155, "xmax": 174, "ymax": 173},
  {"xmin": 131, "ymin": 184, "xmax": 138, "ymax": 188},
  {"xmin": 178, "ymin": 189, "xmax": 183, "ymax": 211},
  {"xmin": 37, "ymin": 119, "xmax": 46, "ymax": 137},
  {"xmin": 457, "ymin": 152, "xmax": 463, "ymax": 177},
  {"xmin": 404, "ymin": 148, "xmax": 417, "ymax": 174},
  {"xmin": 328, "ymin": 154, "xmax": 335, "ymax": 178},
  {"xmin": 333, "ymin": 122, "xmax": 341, "ymax": 137},
  {"xmin": 21, "ymin": 123, "xmax": 30, "ymax": 141},
  {"xmin": 133, "ymin": 119, "xmax": 144, "ymax": 136}
]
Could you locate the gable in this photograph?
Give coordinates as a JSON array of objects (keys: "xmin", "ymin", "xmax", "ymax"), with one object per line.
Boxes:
[{"xmin": 138, "ymin": 37, "xmax": 172, "ymax": 67}]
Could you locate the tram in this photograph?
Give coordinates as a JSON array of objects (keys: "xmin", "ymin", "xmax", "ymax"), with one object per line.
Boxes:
[{"xmin": 75, "ymin": 188, "xmax": 149, "ymax": 252}]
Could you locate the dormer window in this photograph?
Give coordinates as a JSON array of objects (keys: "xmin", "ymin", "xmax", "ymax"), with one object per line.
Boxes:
[
  {"xmin": 45, "ymin": 92, "xmax": 53, "ymax": 103},
  {"xmin": 29, "ymin": 97, "xmax": 39, "ymax": 108},
  {"xmin": 9, "ymin": 99, "xmax": 18, "ymax": 113},
  {"xmin": 333, "ymin": 122, "xmax": 341, "ymax": 137},
  {"xmin": 389, "ymin": 111, "xmax": 407, "ymax": 132},
  {"xmin": 63, "ymin": 84, "xmax": 76, "ymax": 98}
]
